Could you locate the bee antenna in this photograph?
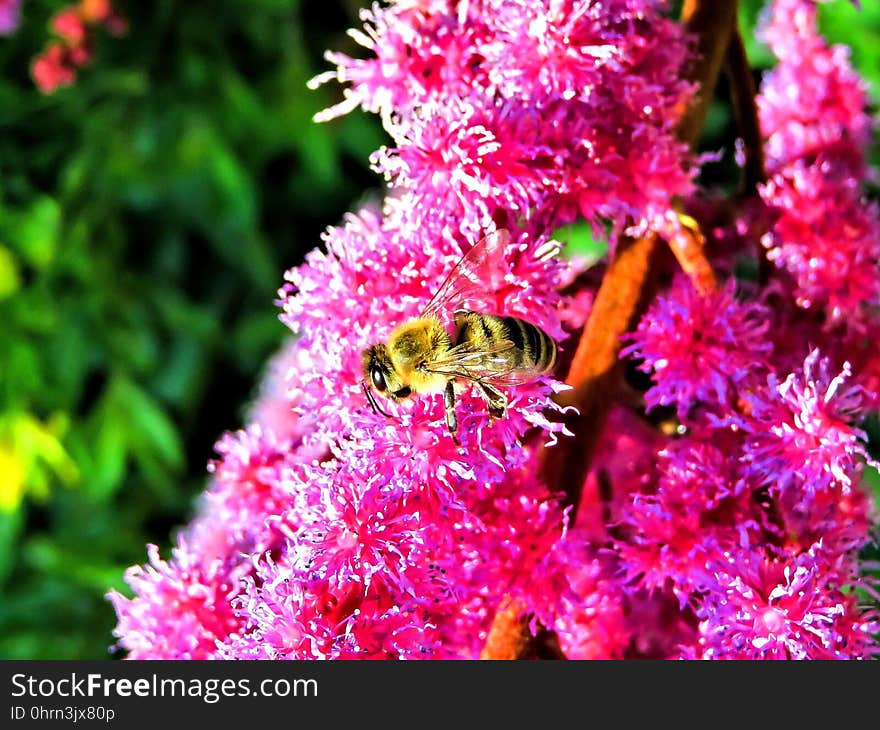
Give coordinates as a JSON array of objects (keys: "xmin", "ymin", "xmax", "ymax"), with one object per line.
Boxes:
[{"xmin": 362, "ymin": 380, "xmax": 394, "ymax": 419}]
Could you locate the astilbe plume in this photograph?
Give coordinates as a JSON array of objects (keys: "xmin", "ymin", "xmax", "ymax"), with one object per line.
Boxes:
[
  {"xmin": 108, "ymin": 542, "xmax": 249, "ymax": 660},
  {"xmin": 691, "ymin": 542, "xmax": 876, "ymax": 660},
  {"xmin": 312, "ymin": 0, "xmax": 697, "ymax": 238},
  {"xmin": 621, "ymin": 276, "xmax": 773, "ymax": 422},
  {"xmin": 757, "ymin": 0, "xmax": 880, "ymax": 334},
  {"xmin": 111, "ymin": 0, "xmax": 880, "ymax": 660},
  {"xmin": 616, "ymin": 0, "xmax": 879, "ymax": 658}
]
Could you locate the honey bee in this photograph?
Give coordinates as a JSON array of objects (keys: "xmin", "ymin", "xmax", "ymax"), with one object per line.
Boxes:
[{"xmin": 362, "ymin": 229, "xmax": 558, "ymax": 435}]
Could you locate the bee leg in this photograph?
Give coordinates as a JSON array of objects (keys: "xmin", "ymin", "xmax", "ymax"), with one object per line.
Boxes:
[
  {"xmin": 444, "ymin": 380, "xmax": 459, "ymax": 437},
  {"xmin": 478, "ymin": 383, "xmax": 507, "ymax": 420}
]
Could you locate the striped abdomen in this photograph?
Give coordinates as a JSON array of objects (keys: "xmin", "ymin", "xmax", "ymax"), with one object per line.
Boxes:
[{"xmin": 455, "ymin": 311, "xmax": 557, "ymax": 375}]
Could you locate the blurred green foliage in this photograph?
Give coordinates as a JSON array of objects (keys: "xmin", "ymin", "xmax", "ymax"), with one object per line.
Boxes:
[
  {"xmin": 0, "ymin": 0, "xmax": 383, "ymax": 658},
  {"xmin": 0, "ymin": 0, "xmax": 877, "ymax": 659}
]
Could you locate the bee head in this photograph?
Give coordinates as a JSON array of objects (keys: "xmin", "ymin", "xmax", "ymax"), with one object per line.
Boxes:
[
  {"xmin": 362, "ymin": 344, "xmax": 397, "ymax": 418},
  {"xmin": 363, "ymin": 344, "xmax": 391, "ymax": 393}
]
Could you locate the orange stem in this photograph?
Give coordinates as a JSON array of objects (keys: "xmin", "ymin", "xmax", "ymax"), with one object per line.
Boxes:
[
  {"xmin": 544, "ymin": 232, "xmax": 664, "ymax": 517},
  {"xmin": 669, "ymin": 213, "xmax": 718, "ymax": 294},
  {"xmin": 479, "ymin": 599, "xmax": 566, "ymax": 660}
]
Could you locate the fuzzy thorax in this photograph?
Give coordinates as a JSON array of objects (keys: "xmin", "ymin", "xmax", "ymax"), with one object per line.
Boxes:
[{"xmin": 363, "ymin": 317, "xmax": 452, "ymax": 399}]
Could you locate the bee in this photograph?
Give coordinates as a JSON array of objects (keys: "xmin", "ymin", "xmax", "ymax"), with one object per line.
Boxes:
[{"xmin": 362, "ymin": 229, "xmax": 558, "ymax": 435}]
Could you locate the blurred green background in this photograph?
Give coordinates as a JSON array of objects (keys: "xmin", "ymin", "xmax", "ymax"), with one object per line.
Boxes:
[
  {"xmin": 0, "ymin": 0, "xmax": 384, "ymax": 659},
  {"xmin": 0, "ymin": 0, "xmax": 877, "ymax": 659}
]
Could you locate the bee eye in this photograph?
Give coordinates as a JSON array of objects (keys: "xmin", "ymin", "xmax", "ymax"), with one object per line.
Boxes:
[{"xmin": 370, "ymin": 367, "xmax": 387, "ymax": 392}]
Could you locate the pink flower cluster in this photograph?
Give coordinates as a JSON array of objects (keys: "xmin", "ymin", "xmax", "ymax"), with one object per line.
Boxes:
[
  {"xmin": 110, "ymin": 203, "xmax": 581, "ymax": 659},
  {"xmin": 757, "ymin": 0, "xmax": 880, "ymax": 334},
  {"xmin": 110, "ymin": 0, "xmax": 879, "ymax": 660},
  {"xmin": 614, "ymin": 0, "xmax": 880, "ymax": 658},
  {"xmin": 31, "ymin": 0, "xmax": 126, "ymax": 93},
  {"xmin": 311, "ymin": 0, "xmax": 697, "ymax": 240}
]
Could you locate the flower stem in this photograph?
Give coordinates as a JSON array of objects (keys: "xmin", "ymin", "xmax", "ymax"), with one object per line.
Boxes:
[
  {"xmin": 479, "ymin": 0, "xmax": 741, "ymax": 660},
  {"xmin": 725, "ymin": 26, "xmax": 765, "ymax": 195},
  {"xmin": 723, "ymin": 23, "xmax": 774, "ymax": 282},
  {"xmin": 479, "ymin": 599, "xmax": 566, "ymax": 660},
  {"xmin": 669, "ymin": 212, "xmax": 718, "ymax": 294},
  {"xmin": 676, "ymin": 0, "xmax": 740, "ymax": 147},
  {"xmin": 544, "ymin": 232, "xmax": 664, "ymax": 519}
]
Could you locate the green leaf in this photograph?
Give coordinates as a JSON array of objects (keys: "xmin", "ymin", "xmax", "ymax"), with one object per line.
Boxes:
[
  {"xmin": 85, "ymin": 417, "xmax": 127, "ymax": 502},
  {"xmin": 4, "ymin": 197, "xmax": 61, "ymax": 270},
  {"xmin": 78, "ymin": 376, "xmax": 184, "ymax": 500},
  {"xmin": 0, "ymin": 508, "xmax": 23, "ymax": 587},
  {"xmin": 863, "ymin": 464, "xmax": 880, "ymax": 503},
  {"xmin": 114, "ymin": 379, "xmax": 184, "ymax": 477},
  {"xmin": 818, "ymin": 1, "xmax": 880, "ymax": 103},
  {"xmin": 0, "ymin": 412, "xmax": 79, "ymax": 506},
  {"xmin": 738, "ymin": 0, "xmax": 775, "ymax": 69},
  {"xmin": 0, "ymin": 245, "xmax": 21, "ymax": 300},
  {"xmin": 553, "ymin": 221, "xmax": 609, "ymax": 263}
]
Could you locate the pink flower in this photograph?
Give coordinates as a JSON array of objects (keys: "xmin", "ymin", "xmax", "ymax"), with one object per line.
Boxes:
[
  {"xmin": 528, "ymin": 543, "xmax": 632, "ymax": 659},
  {"xmin": 759, "ymin": 153, "xmax": 880, "ymax": 331},
  {"xmin": 52, "ymin": 9, "xmax": 87, "ymax": 46},
  {"xmin": 0, "ymin": 0, "xmax": 20, "ymax": 35},
  {"xmin": 758, "ymin": 0, "xmax": 872, "ymax": 171},
  {"xmin": 278, "ymin": 208, "xmax": 572, "ymax": 451},
  {"xmin": 617, "ymin": 437, "xmax": 759, "ymax": 600},
  {"xmin": 744, "ymin": 349, "xmax": 874, "ymax": 499},
  {"xmin": 621, "ymin": 276, "xmax": 773, "ymax": 421},
  {"xmin": 527, "ymin": 532, "xmax": 700, "ymax": 659},
  {"xmin": 222, "ymin": 554, "xmax": 443, "ymax": 659},
  {"xmin": 115, "ymin": 203, "xmax": 579, "ymax": 659},
  {"xmin": 313, "ymin": 0, "xmax": 697, "ymax": 235},
  {"xmin": 690, "ymin": 543, "xmax": 878, "ymax": 660},
  {"xmin": 31, "ymin": 43, "xmax": 78, "ymax": 94},
  {"xmin": 30, "ymin": 1, "xmax": 126, "ymax": 93},
  {"xmin": 757, "ymin": 0, "xmax": 880, "ymax": 332},
  {"xmin": 200, "ymin": 425, "xmax": 302, "ymax": 557},
  {"xmin": 108, "ymin": 541, "xmax": 248, "ymax": 659},
  {"xmin": 373, "ymin": 99, "xmax": 556, "ymax": 238}
]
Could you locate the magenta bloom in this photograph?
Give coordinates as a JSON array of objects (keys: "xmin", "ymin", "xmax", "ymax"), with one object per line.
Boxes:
[
  {"xmin": 29, "ymin": 1, "xmax": 127, "ymax": 93},
  {"xmin": 757, "ymin": 0, "xmax": 880, "ymax": 332},
  {"xmin": 108, "ymin": 541, "xmax": 248, "ymax": 659},
  {"xmin": 617, "ymin": 436, "xmax": 757, "ymax": 600},
  {"xmin": 758, "ymin": 0, "xmax": 872, "ymax": 172},
  {"xmin": 314, "ymin": 0, "xmax": 697, "ymax": 237},
  {"xmin": 0, "ymin": 0, "xmax": 20, "ymax": 35},
  {"xmin": 115, "ymin": 204, "xmax": 581, "ymax": 659},
  {"xmin": 200, "ymin": 425, "xmax": 303, "ymax": 557},
  {"xmin": 613, "ymin": 345, "xmax": 877, "ymax": 629},
  {"xmin": 691, "ymin": 544, "xmax": 878, "ymax": 660},
  {"xmin": 622, "ymin": 276, "xmax": 773, "ymax": 421},
  {"xmin": 759, "ymin": 154, "xmax": 880, "ymax": 331},
  {"xmin": 744, "ymin": 349, "xmax": 875, "ymax": 504}
]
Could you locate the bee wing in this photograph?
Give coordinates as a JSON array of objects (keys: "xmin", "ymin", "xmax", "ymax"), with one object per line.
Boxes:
[
  {"xmin": 422, "ymin": 339, "xmax": 544, "ymax": 387},
  {"xmin": 420, "ymin": 229, "xmax": 510, "ymax": 320},
  {"xmin": 475, "ymin": 368, "xmax": 547, "ymax": 387}
]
